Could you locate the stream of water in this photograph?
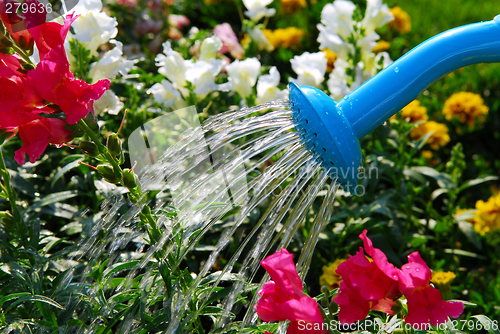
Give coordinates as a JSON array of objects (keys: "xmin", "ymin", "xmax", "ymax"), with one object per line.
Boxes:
[{"xmin": 73, "ymin": 100, "xmax": 339, "ymax": 333}]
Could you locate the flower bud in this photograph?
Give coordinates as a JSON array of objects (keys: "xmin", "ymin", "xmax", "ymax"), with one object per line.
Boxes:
[
  {"xmin": 328, "ymin": 300, "xmax": 338, "ymax": 314},
  {"xmin": 107, "ymin": 134, "xmax": 122, "ymax": 157},
  {"xmin": 122, "ymin": 168, "xmax": 139, "ymax": 190},
  {"xmin": 79, "ymin": 141, "xmax": 99, "ymax": 157},
  {"xmin": 97, "ymin": 165, "xmax": 120, "ymax": 183}
]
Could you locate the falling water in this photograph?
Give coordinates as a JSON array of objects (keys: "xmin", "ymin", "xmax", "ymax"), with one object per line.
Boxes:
[{"xmin": 72, "ymin": 100, "xmax": 339, "ymax": 333}]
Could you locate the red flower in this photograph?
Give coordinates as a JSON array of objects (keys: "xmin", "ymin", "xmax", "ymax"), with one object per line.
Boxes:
[
  {"xmin": 333, "ymin": 230, "xmax": 400, "ymax": 324},
  {"xmin": 398, "ymin": 252, "xmax": 463, "ymax": 327},
  {"xmin": 14, "ymin": 118, "xmax": 73, "ymax": 164},
  {"xmin": 0, "ymin": 0, "xmax": 33, "ymax": 47},
  {"xmin": 27, "ymin": 44, "xmax": 110, "ymax": 124},
  {"xmin": 255, "ymin": 249, "xmax": 327, "ymax": 334}
]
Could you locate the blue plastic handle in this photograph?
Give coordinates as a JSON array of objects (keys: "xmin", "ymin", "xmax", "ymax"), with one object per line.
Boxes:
[{"xmin": 339, "ymin": 15, "xmax": 500, "ymax": 139}]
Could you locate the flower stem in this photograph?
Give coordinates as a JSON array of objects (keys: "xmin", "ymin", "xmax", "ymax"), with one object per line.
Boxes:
[
  {"xmin": 11, "ymin": 44, "xmax": 34, "ymax": 65},
  {"xmin": 0, "ymin": 146, "xmax": 25, "ymax": 233}
]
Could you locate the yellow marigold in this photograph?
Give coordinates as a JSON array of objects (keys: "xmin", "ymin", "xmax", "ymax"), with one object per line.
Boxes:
[
  {"xmin": 281, "ymin": 0, "xmax": 306, "ymax": 13},
  {"xmin": 410, "ymin": 121, "xmax": 450, "ymax": 150},
  {"xmin": 388, "ymin": 6, "xmax": 411, "ymax": 34},
  {"xmin": 263, "ymin": 27, "xmax": 305, "ymax": 49},
  {"xmin": 432, "ymin": 271, "xmax": 456, "ymax": 286},
  {"xmin": 472, "ymin": 193, "xmax": 500, "ymax": 235},
  {"xmin": 421, "ymin": 150, "xmax": 433, "ymax": 159},
  {"xmin": 390, "ymin": 100, "xmax": 428, "ymax": 123},
  {"xmin": 323, "ymin": 48, "xmax": 337, "ymax": 72},
  {"xmin": 442, "ymin": 92, "xmax": 489, "ymax": 126},
  {"xmin": 372, "ymin": 40, "xmax": 390, "ymax": 53},
  {"xmin": 319, "ymin": 259, "xmax": 345, "ymax": 290}
]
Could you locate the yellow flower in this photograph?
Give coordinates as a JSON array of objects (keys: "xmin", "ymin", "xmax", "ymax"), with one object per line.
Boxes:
[
  {"xmin": 391, "ymin": 100, "xmax": 428, "ymax": 123},
  {"xmin": 442, "ymin": 92, "xmax": 489, "ymax": 126},
  {"xmin": 472, "ymin": 193, "xmax": 500, "ymax": 235},
  {"xmin": 241, "ymin": 33, "xmax": 251, "ymax": 47},
  {"xmin": 323, "ymin": 48, "xmax": 337, "ymax": 72},
  {"xmin": 421, "ymin": 150, "xmax": 433, "ymax": 159},
  {"xmin": 372, "ymin": 40, "xmax": 390, "ymax": 53},
  {"xmin": 432, "ymin": 271, "xmax": 456, "ymax": 286},
  {"xmin": 388, "ymin": 6, "xmax": 411, "ymax": 34},
  {"xmin": 263, "ymin": 27, "xmax": 305, "ymax": 49},
  {"xmin": 410, "ymin": 121, "xmax": 450, "ymax": 150},
  {"xmin": 281, "ymin": 0, "xmax": 306, "ymax": 13},
  {"xmin": 432, "ymin": 271, "xmax": 457, "ymax": 300},
  {"xmin": 319, "ymin": 259, "xmax": 345, "ymax": 290}
]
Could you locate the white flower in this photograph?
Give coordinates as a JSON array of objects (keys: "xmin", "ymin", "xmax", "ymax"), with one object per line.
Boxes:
[
  {"xmin": 93, "ymin": 90, "xmax": 124, "ymax": 115},
  {"xmin": 155, "ymin": 41, "xmax": 188, "ymax": 93},
  {"xmin": 256, "ymin": 67, "xmax": 288, "ymax": 104},
  {"xmin": 248, "ymin": 26, "xmax": 274, "ymax": 52},
  {"xmin": 148, "ymin": 79, "xmax": 185, "ymax": 109},
  {"xmin": 327, "ymin": 58, "xmax": 351, "ymax": 100},
  {"xmin": 321, "ymin": 1, "xmax": 355, "ymax": 39},
  {"xmin": 199, "ymin": 36, "xmax": 223, "ymax": 61},
  {"xmin": 317, "ymin": 24, "xmax": 352, "ymax": 59},
  {"xmin": 242, "ymin": 0, "xmax": 276, "ymax": 22},
  {"xmin": 225, "ymin": 58, "xmax": 261, "ymax": 99},
  {"xmin": 290, "ymin": 52, "xmax": 327, "ymax": 87},
  {"xmin": 361, "ymin": 0, "xmax": 393, "ymax": 34},
  {"xmin": 88, "ymin": 40, "xmax": 136, "ymax": 84},
  {"xmin": 69, "ymin": 0, "xmax": 118, "ymax": 54},
  {"xmin": 185, "ymin": 59, "xmax": 225, "ymax": 98}
]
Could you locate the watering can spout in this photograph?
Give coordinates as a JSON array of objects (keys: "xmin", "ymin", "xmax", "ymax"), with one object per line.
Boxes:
[{"xmin": 289, "ymin": 16, "xmax": 500, "ymax": 188}]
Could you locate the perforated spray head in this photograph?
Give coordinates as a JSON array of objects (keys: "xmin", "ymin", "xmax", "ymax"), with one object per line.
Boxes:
[
  {"xmin": 288, "ymin": 15, "xmax": 500, "ymax": 191},
  {"xmin": 288, "ymin": 82, "xmax": 362, "ymax": 192}
]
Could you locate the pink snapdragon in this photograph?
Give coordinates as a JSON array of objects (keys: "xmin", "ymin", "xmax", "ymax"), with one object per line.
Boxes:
[
  {"xmin": 255, "ymin": 249, "xmax": 327, "ymax": 334},
  {"xmin": 214, "ymin": 23, "xmax": 244, "ymax": 60},
  {"xmin": 398, "ymin": 252, "xmax": 464, "ymax": 327},
  {"xmin": 0, "ymin": 0, "xmax": 110, "ymax": 164},
  {"xmin": 334, "ymin": 230, "xmax": 464, "ymax": 328},
  {"xmin": 334, "ymin": 230, "xmax": 400, "ymax": 324}
]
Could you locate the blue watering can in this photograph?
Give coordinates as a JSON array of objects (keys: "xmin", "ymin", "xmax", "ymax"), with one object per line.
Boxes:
[{"xmin": 289, "ymin": 15, "xmax": 500, "ymax": 190}]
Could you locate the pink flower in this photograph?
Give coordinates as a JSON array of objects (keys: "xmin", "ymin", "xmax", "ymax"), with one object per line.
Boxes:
[
  {"xmin": 27, "ymin": 45, "xmax": 110, "ymax": 124},
  {"xmin": 398, "ymin": 252, "xmax": 463, "ymax": 327},
  {"xmin": 24, "ymin": 0, "xmax": 77, "ymax": 61},
  {"xmin": 333, "ymin": 230, "xmax": 400, "ymax": 324},
  {"xmin": 168, "ymin": 14, "xmax": 189, "ymax": 29},
  {"xmin": 214, "ymin": 23, "xmax": 244, "ymax": 60},
  {"xmin": 0, "ymin": 0, "xmax": 33, "ymax": 47},
  {"xmin": 14, "ymin": 118, "xmax": 74, "ymax": 164},
  {"xmin": 255, "ymin": 249, "xmax": 326, "ymax": 334}
]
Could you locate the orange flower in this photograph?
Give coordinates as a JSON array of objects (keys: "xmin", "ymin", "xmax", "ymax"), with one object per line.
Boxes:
[
  {"xmin": 442, "ymin": 92, "xmax": 488, "ymax": 126},
  {"xmin": 410, "ymin": 121, "xmax": 450, "ymax": 150},
  {"xmin": 388, "ymin": 6, "xmax": 411, "ymax": 34}
]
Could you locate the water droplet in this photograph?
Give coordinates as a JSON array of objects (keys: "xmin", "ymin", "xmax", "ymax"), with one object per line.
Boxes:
[
  {"xmin": 416, "ymin": 268, "xmax": 420, "ymax": 272},
  {"xmin": 394, "ymin": 67, "xmax": 399, "ymax": 73},
  {"xmin": 344, "ymin": 95, "xmax": 350, "ymax": 100},
  {"xmin": 350, "ymin": 102, "xmax": 353, "ymax": 109}
]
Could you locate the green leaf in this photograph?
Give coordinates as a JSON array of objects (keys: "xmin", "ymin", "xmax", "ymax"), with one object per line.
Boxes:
[
  {"xmin": 50, "ymin": 157, "xmax": 84, "ymax": 188},
  {"xmin": 28, "ymin": 190, "xmax": 80, "ymax": 211},
  {"xmin": 0, "ymin": 292, "xmax": 31, "ymax": 309},
  {"xmin": 458, "ymin": 175, "xmax": 499, "ymax": 193},
  {"xmin": 103, "ymin": 261, "xmax": 140, "ymax": 280},
  {"xmin": 457, "ymin": 221, "xmax": 482, "ymax": 249},
  {"xmin": 472, "ymin": 315, "xmax": 500, "ymax": 334},
  {"xmin": 4, "ymin": 294, "xmax": 65, "ymax": 313}
]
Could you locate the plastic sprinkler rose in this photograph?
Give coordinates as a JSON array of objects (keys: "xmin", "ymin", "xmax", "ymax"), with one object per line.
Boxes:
[{"xmin": 289, "ymin": 15, "xmax": 500, "ymax": 191}]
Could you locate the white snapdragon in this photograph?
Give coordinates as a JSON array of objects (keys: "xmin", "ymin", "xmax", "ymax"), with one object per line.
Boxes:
[
  {"xmin": 361, "ymin": 0, "xmax": 393, "ymax": 34},
  {"xmin": 93, "ymin": 90, "xmax": 124, "ymax": 115},
  {"xmin": 248, "ymin": 26, "xmax": 274, "ymax": 52},
  {"xmin": 317, "ymin": 0, "xmax": 355, "ymax": 58},
  {"xmin": 185, "ymin": 59, "xmax": 225, "ymax": 98},
  {"xmin": 225, "ymin": 58, "xmax": 261, "ymax": 100},
  {"xmin": 148, "ymin": 80, "xmax": 185, "ymax": 109},
  {"xmin": 290, "ymin": 52, "xmax": 327, "ymax": 87},
  {"xmin": 255, "ymin": 67, "xmax": 288, "ymax": 104},
  {"xmin": 89, "ymin": 41, "xmax": 136, "ymax": 83},
  {"xmin": 70, "ymin": 0, "xmax": 118, "ymax": 54},
  {"xmin": 155, "ymin": 41, "xmax": 188, "ymax": 93},
  {"xmin": 199, "ymin": 36, "xmax": 223, "ymax": 62},
  {"xmin": 242, "ymin": 0, "xmax": 276, "ymax": 22}
]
